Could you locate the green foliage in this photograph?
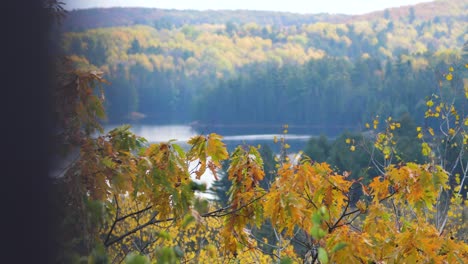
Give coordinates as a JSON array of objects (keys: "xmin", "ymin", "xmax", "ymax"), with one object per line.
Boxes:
[
  {"xmin": 331, "ymin": 242, "xmax": 347, "ymax": 253},
  {"xmin": 304, "ymin": 135, "xmax": 330, "ymax": 163},
  {"xmin": 62, "ymin": 2, "xmax": 466, "ymax": 124},
  {"xmin": 279, "ymin": 256, "xmax": 293, "ymax": 264},
  {"xmin": 125, "ymin": 252, "xmax": 150, "ymax": 264},
  {"xmin": 88, "ymin": 243, "xmax": 108, "ymax": 264},
  {"xmin": 154, "ymin": 247, "xmax": 181, "ymax": 264},
  {"xmin": 317, "ymin": 247, "xmax": 329, "ymax": 264}
]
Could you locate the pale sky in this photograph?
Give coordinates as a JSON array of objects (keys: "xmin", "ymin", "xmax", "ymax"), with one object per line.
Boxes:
[{"xmin": 63, "ymin": 0, "xmax": 434, "ymax": 15}]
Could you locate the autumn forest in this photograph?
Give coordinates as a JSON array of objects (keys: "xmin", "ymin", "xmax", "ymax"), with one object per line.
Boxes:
[{"xmin": 46, "ymin": 0, "xmax": 468, "ymax": 263}]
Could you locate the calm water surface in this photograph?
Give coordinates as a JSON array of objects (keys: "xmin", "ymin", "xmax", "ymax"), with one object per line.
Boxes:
[{"xmin": 104, "ymin": 124, "xmax": 319, "ymax": 153}]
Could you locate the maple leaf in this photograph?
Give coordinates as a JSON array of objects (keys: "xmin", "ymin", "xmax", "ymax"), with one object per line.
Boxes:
[
  {"xmin": 369, "ymin": 176, "xmax": 390, "ymax": 201},
  {"xmin": 206, "ymin": 133, "xmax": 228, "ymax": 166}
]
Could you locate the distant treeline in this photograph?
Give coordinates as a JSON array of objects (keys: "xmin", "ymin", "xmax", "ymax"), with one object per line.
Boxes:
[{"xmin": 104, "ymin": 55, "xmax": 463, "ymax": 130}]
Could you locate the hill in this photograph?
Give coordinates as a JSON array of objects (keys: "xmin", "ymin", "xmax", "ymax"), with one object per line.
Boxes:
[
  {"xmin": 62, "ymin": 0, "xmax": 467, "ymax": 32},
  {"xmin": 61, "ymin": 8, "xmax": 349, "ymax": 32},
  {"xmin": 347, "ymin": 0, "xmax": 467, "ymax": 22},
  {"xmin": 60, "ymin": 0, "xmax": 467, "ymax": 125}
]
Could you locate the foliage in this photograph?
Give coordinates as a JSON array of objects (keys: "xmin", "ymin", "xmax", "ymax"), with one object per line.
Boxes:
[
  {"xmin": 54, "ymin": 65, "xmax": 468, "ymax": 262},
  {"xmin": 53, "ymin": 4, "xmax": 468, "ymax": 263},
  {"xmin": 60, "ymin": 1, "xmax": 466, "ymax": 124}
]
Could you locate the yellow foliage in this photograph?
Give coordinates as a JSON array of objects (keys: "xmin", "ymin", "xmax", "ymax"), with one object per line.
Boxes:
[{"xmin": 446, "ymin": 73, "xmax": 453, "ymax": 81}]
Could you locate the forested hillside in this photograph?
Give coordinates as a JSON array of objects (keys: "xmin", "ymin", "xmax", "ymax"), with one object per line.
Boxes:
[
  {"xmin": 51, "ymin": 1, "xmax": 468, "ymax": 263},
  {"xmin": 61, "ymin": 0, "xmax": 467, "ymax": 128}
]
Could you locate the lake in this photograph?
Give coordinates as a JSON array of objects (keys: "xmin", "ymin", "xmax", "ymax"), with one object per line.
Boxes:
[{"xmin": 104, "ymin": 124, "xmax": 330, "ymax": 153}]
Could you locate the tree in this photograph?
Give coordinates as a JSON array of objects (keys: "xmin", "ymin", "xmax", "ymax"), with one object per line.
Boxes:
[
  {"xmin": 225, "ymin": 21, "xmax": 238, "ymax": 36},
  {"xmin": 383, "ymin": 9, "xmax": 390, "ymax": 20},
  {"xmin": 53, "ymin": 11, "xmax": 468, "ymax": 264},
  {"xmin": 409, "ymin": 7, "xmax": 416, "ymax": 24},
  {"xmin": 128, "ymin": 38, "xmax": 141, "ymax": 54},
  {"xmin": 53, "ymin": 75, "xmax": 468, "ymax": 262}
]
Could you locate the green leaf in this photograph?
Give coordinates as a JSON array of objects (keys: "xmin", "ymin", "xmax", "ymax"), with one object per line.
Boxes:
[
  {"xmin": 318, "ymin": 247, "xmax": 329, "ymax": 264},
  {"xmin": 280, "ymin": 257, "xmax": 293, "ymax": 264},
  {"xmin": 311, "ymin": 226, "xmax": 320, "ymax": 239},
  {"xmin": 318, "ymin": 229, "xmax": 326, "ymax": 239},
  {"xmin": 181, "ymin": 214, "xmax": 195, "ymax": 228},
  {"xmin": 102, "ymin": 157, "xmax": 115, "ymax": 169},
  {"xmin": 189, "ymin": 181, "xmax": 206, "ymax": 192},
  {"xmin": 172, "ymin": 143, "xmax": 186, "ymax": 160},
  {"xmin": 331, "ymin": 242, "xmax": 347, "ymax": 253},
  {"xmin": 157, "ymin": 231, "xmax": 171, "ymax": 240},
  {"xmin": 155, "ymin": 247, "xmax": 178, "ymax": 264},
  {"xmin": 125, "ymin": 252, "xmax": 150, "ymax": 264},
  {"xmin": 312, "ymin": 212, "xmax": 322, "ymax": 225}
]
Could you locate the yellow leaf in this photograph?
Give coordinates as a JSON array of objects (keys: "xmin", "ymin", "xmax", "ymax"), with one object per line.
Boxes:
[
  {"xmin": 350, "ymin": 145, "xmax": 355, "ymax": 152},
  {"xmin": 365, "ymin": 123, "xmax": 370, "ymax": 129},
  {"xmin": 416, "ymin": 126, "xmax": 421, "ymax": 132},
  {"xmin": 450, "ymin": 105, "xmax": 456, "ymax": 114},
  {"xmin": 206, "ymin": 133, "xmax": 228, "ymax": 165},
  {"xmin": 421, "ymin": 142, "xmax": 431, "ymax": 156},
  {"xmin": 448, "ymin": 128, "xmax": 455, "ymax": 136},
  {"xmin": 369, "ymin": 176, "xmax": 390, "ymax": 201},
  {"xmin": 449, "ymin": 66, "xmax": 454, "ymax": 72},
  {"xmin": 428, "ymin": 127, "xmax": 434, "ymax": 136},
  {"xmin": 345, "ymin": 138, "xmax": 351, "ymax": 144},
  {"xmin": 356, "ymin": 200, "xmax": 367, "ymax": 213},
  {"xmin": 426, "ymin": 100, "xmax": 434, "ymax": 107},
  {"xmin": 417, "ymin": 133, "xmax": 423, "ymax": 139},
  {"xmin": 205, "ymin": 244, "xmax": 217, "ymax": 258},
  {"xmin": 195, "ymin": 159, "xmax": 207, "ymax": 180},
  {"xmin": 446, "ymin": 73, "xmax": 453, "ymax": 81}
]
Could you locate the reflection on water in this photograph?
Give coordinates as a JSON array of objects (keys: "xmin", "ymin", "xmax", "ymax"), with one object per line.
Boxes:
[
  {"xmin": 104, "ymin": 124, "xmax": 314, "ymax": 141},
  {"xmin": 129, "ymin": 125, "xmax": 198, "ymax": 143},
  {"xmin": 104, "ymin": 124, "xmax": 317, "ymax": 153},
  {"xmin": 223, "ymin": 134, "xmax": 310, "ymax": 141}
]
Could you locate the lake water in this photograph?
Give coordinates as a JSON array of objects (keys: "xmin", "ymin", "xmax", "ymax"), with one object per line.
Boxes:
[{"xmin": 104, "ymin": 124, "xmax": 318, "ymax": 153}]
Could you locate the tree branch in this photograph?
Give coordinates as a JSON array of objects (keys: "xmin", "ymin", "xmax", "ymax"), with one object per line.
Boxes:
[
  {"xmin": 104, "ymin": 195, "xmax": 120, "ymax": 245},
  {"xmin": 104, "ymin": 194, "xmax": 265, "ymax": 248}
]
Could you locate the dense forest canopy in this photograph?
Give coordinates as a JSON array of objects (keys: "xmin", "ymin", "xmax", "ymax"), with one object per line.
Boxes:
[{"xmin": 61, "ymin": 0, "xmax": 467, "ymax": 128}]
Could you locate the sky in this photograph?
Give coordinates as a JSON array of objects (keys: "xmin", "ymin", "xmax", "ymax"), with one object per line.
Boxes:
[{"xmin": 63, "ymin": 0, "xmax": 434, "ymax": 15}]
